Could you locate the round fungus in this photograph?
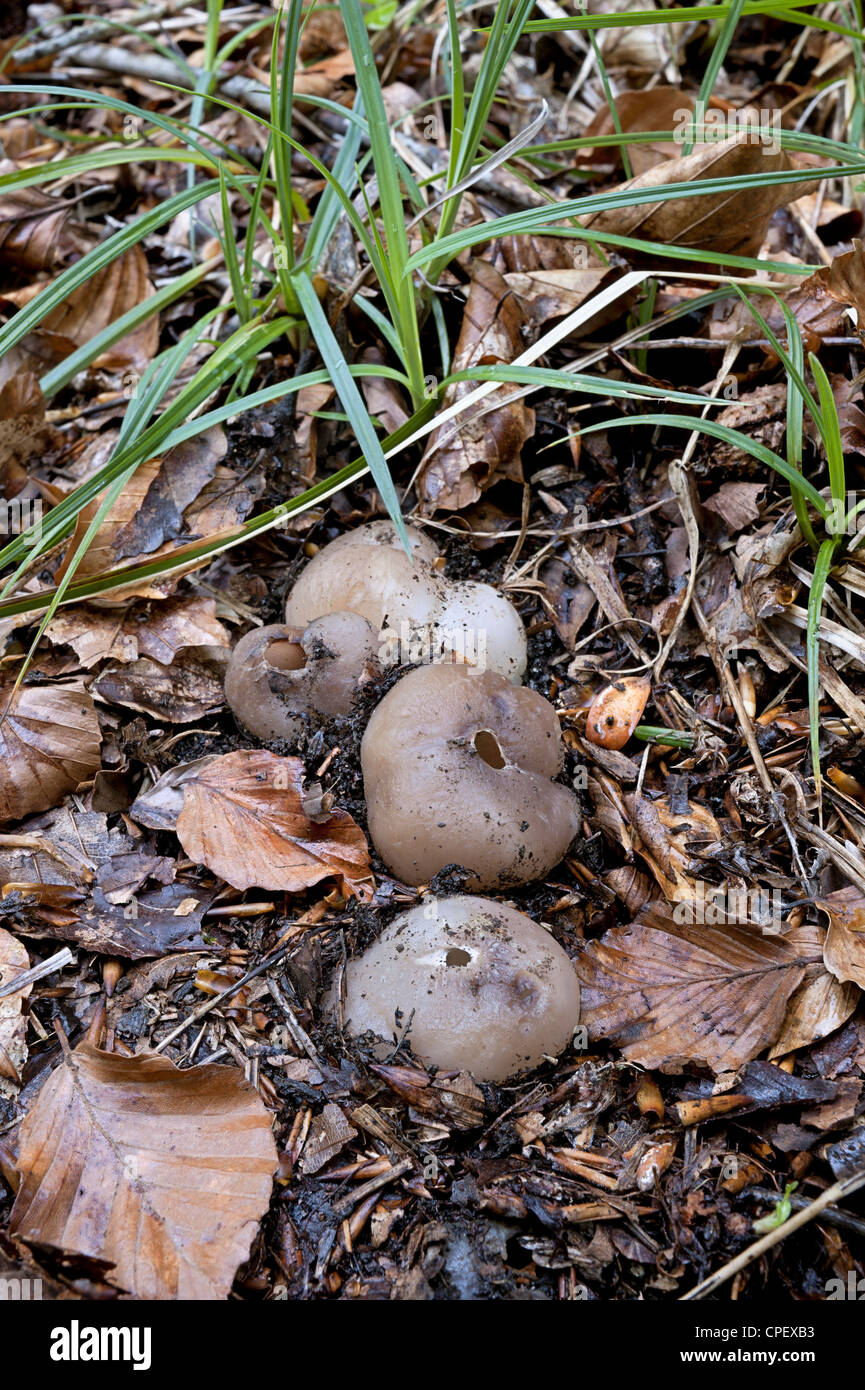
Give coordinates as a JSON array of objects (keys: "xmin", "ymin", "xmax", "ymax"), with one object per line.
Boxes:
[
  {"xmin": 224, "ymin": 611, "xmax": 377, "ymax": 740},
  {"xmin": 336, "ymin": 894, "xmax": 581, "ymax": 1082},
  {"xmin": 284, "ymin": 520, "xmax": 527, "ymax": 683},
  {"xmin": 361, "ymin": 663, "xmax": 581, "ymax": 888}
]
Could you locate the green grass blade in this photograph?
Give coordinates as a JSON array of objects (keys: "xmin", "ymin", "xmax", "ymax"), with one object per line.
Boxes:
[
  {"xmin": 292, "ymin": 270, "xmax": 408, "ymax": 548},
  {"xmin": 809, "ymin": 351, "xmax": 847, "ymax": 515},
  {"xmin": 683, "ymin": 0, "xmax": 747, "ymax": 157},
  {"xmin": 580, "ymin": 413, "xmax": 829, "ymax": 515},
  {"xmin": 807, "ymin": 537, "xmax": 841, "ymax": 791}
]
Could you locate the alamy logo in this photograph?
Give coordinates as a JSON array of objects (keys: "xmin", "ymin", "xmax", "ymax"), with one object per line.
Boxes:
[
  {"xmin": 0, "ymin": 1276, "xmax": 42, "ymax": 1299},
  {"xmin": 826, "ymin": 1272, "xmax": 865, "ymax": 1299},
  {"xmin": 0, "ymin": 496, "xmax": 42, "ymax": 545},
  {"xmin": 673, "ymin": 881, "xmax": 787, "ymax": 932},
  {"xmin": 49, "ymin": 1320, "xmax": 152, "ymax": 1371},
  {"xmin": 378, "ymin": 620, "xmax": 488, "ymax": 672},
  {"xmin": 673, "ymin": 102, "xmax": 783, "ymax": 154}
]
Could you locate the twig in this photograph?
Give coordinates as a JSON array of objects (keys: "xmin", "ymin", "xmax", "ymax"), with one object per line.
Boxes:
[
  {"xmin": 0, "ymin": 946, "xmax": 73, "ymax": 1000},
  {"xmin": 694, "ymin": 597, "xmax": 811, "ymax": 894},
  {"xmin": 154, "ymin": 941, "xmax": 292, "ymax": 1053},
  {"xmin": 330, "ymin": 1157, "xmax": 413, "ymax": 1217},
  {"xmin": 267, "ymin": 976, "xmax": 323, "ymax": 1069},
  {"xmin": 680, "ymin": 1166, "xmax": 865, "ymax": 1299}
]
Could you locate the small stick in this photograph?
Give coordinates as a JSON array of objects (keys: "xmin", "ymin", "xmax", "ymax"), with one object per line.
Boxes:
[
  {"xmin": 331, "ymin": 1158, "xmax": 413, "ymax": 1218},
  {"xmin": 154, "ymin": 941, "xmax": 292, "ymax": 1053},
  {"xmin": 0, "ymin": 947, "xmax": 73, "ymax": 1000},
  {"xmin": 680, "ymin": 1166, "xmax": 865, "ymax": 1300}
]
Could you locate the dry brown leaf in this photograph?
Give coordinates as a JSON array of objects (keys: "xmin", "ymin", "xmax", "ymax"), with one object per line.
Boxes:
[
  {"xmin": 703, "ymin": 481, "xmax": 767, "ymax": 533},
  {"xmin": 299, "ymin": 1102, "xmax": 357, "ymax": 1175},
  {"xmin": 93, "ymin": 648, "xmax": 227, "ymax": 723},
  {"xmin": 360, "ymin": 346, "xmax": 410, "ymax": 436},
  {"xmin": 505, "ymin": 266, "xmax": 610, "ymax": 325},
  {"xmin": 45, "ymin": 595, "xmax": 229, "ymax": 670},
  {"xmin": 0, "ymin": 925, "xmax": 29, "ymax": 1087},
  {"xmin": 11, "ymin": 1040, "xmax": 277, "ymax": 1299},
  {"xmin": 582, "ymin": 133, "xmax": 816, "ymax": 260},
  {"xmin": 576, "ymin": 906, "xmax": 805, "ymax": 1072},
  {"xmin": 54, "ymin": 428, "xmax": 231, "ymax": 601},
  {"xmin": 176, "ymin": 749, "xmax": 374, "ymax": 898},
  {"xmin": 0, "ymin": 371, "xmax": 61, "ymax": 479},
  {"xmin": 786, "ymin": 240, "xmax": 865, "ymax": 348},
  {"xmin": 583, "ymin": 88, "xmax": 731, "ymax": 176},
  {"xmin": 819, "ymin": 887, "xmax": 865, "ymax": 990},
  {"xmin": 629, "ymin": 793, "xmax": 725, "ymax": 904},
  {"xmin": 0, "ymin": 806, "xmax": 217, "ymax": 957},
  {"xmin": 0, "ymin": 682, "xmax": 102, "ymax": 824},
  {"xmin": 768, "ymin": 923, "xmax": 859, "ymax": 1059},
  {"xmin": 37, "ymin": 245, "xmax": 157, "ymax": 373},
  {"xmin": 372, "ymin": 1063, "xmax": 485, "ymax": 1130},
  {"xmin": 417, "ymin": 259, "xmax": 535, "ymax": 513},
  {"xmin": 0, "ymin": 171, "xmax": 81, "ymax": 271},
  {"xmin": 595, "ymin": 0, "xmax": 686, "ymax": 70}
]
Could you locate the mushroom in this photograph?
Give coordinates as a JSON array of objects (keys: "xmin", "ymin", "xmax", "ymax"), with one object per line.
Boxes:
[
  {"xmin": 335, "ymin": 894, "xmax": 581, "ymax": 1082},
  {"xmin": 224, "ymin": 611, "xmax": 377, "ymax": 740},
  {"xmin": 361, "ymin": 663, "xmax": 581, "ymax": 888},
  {"xmin": 284, "ymin": 520, "xmax": 527, "ymax": 683}
]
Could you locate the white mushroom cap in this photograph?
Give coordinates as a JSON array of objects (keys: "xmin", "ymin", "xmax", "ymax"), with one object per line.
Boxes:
[
  {"xmin": 285, "ymin": 521, "xmax": 527, "ymax": 683},
  {"xmin": 336, "ymin": 894, "xmax": 581, "ymax": 1082}
]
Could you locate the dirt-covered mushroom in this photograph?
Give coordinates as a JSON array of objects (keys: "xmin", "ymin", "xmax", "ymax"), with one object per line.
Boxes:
[
  {"xmin": 224, "ymin": 611, "xmax": 377, "ymax": 741},
  {"xmin": 334, "ymin": 894, "xmax": 581, "ymax": 1082},
  {"xmin": 284, "ymin": 520, "xmax": 527, "ymax": 683},
  {"xmin": 361, "ymin": 663, "xmax": 581, "ymax": 888}
]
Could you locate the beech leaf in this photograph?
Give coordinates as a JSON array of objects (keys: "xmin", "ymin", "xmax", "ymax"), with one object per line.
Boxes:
[
  {"xmin": 175, "ymin": 749, "xmax": 374, "ymax": 897},
  {"xmin": 819, "ymin": 887, "xmax": 865, "ymax": 990},
  {"xmin": 0, "ymin": 683, "xmax": 102, "ymax": 824},
  {"xmin": 576, "ymin": 907, "xmax": 806, "ymax": 1072},
  {"xmin": 11, "ymin": 1041, "xmax": 278, "ymax": 1300}
]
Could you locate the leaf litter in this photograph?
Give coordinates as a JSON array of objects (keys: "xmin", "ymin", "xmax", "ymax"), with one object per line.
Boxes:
[{"xmin": 0, "ymin": 0, "xmax": 865, "ymax": 1306}]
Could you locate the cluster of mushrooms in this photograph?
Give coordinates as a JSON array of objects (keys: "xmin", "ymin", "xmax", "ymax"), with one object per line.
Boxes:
[{"xmin": 224, "ymin": 521, "xmax": 582, "ymax": 1083}]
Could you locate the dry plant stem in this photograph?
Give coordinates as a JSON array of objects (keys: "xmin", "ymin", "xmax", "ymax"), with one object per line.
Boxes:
[
  {"xmin": 794, "ymin": 817, "xmax": 865, "ymax": 895},
  {"xmin": 693, "ymin": 598, "xmax": 811, "ymax": 893},
  {"xmin": 266, "ymin": 976, "xmax": 322, "ymax": 1069},
  {"xmin": 681, "ymin": 1167, "xmax": 865, "ymax": 1300},
  {"xmin": 566, "ymin": 539, "xmax": 652, "ymax": 666},
  {"xmin": 653, "ymin": 340, "xmax": 741, "ymax": 680},
  {"xmin": 13, "ymin": 0, "xmax": 191, "ymax": 61},
  {"xmin": 153, "ymin": 940, "xmax": 294, "ymax": 1054},
  {"xmin": 331, "ymin": 1157, "xmax": 413, "ymax": 1217},
  {"xmin": 0, "ymin": 947, "xmax": 73, "ymax": 1000}
]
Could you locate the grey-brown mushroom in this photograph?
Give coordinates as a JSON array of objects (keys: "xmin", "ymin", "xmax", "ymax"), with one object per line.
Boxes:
[
  {"xmin": 284, "ymin": 520, "xmax": 527, "ymax": 683},
  {"xmin": 361, "ymin": 663, "xmax": 581, "ymax": 888},
  {"xmin": 224, "ymin": 611, "xmax": 377, "ymax": 740},
  {"xmin": 335, "ymin": 894, "xmax": 581, "ymax": 1082}
]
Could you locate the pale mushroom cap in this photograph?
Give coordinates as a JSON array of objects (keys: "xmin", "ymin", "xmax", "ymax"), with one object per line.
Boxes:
[
  {"xmin": 361, "ymin": 664, "xmax": 581, "ymax": 888},
  {"xmin": 224, "ymin": 612, "xmax": 376, "ymax": 741},
  {"xmin": 318, "ymin": 518, "xmax": 441, "ymax": 565},
  {"xmin": 337, "ymin": 894, "xmax": 581, "ymax": 1082},
  {"xmin": 284, "ymin": 521, "xmax": 527, "ymax": 683}
]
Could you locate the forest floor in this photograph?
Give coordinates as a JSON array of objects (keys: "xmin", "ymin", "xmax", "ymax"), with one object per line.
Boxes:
[{"xmin": 0, "ymin": 0, "xmax": 865, "ymax": 1303}]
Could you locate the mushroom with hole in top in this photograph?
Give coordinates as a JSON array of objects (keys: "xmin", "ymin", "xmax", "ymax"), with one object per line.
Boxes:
[
  {"xmin": 334, "ymin": 894, "xmax": 581, "ymax": 1083},
  {"xmin": 360, "ymin": 662, "xmax": 581, "ymax": 889},
  {"xmin": 224, "ymin": 610, "xmax": 378, "ymax": 741}
]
